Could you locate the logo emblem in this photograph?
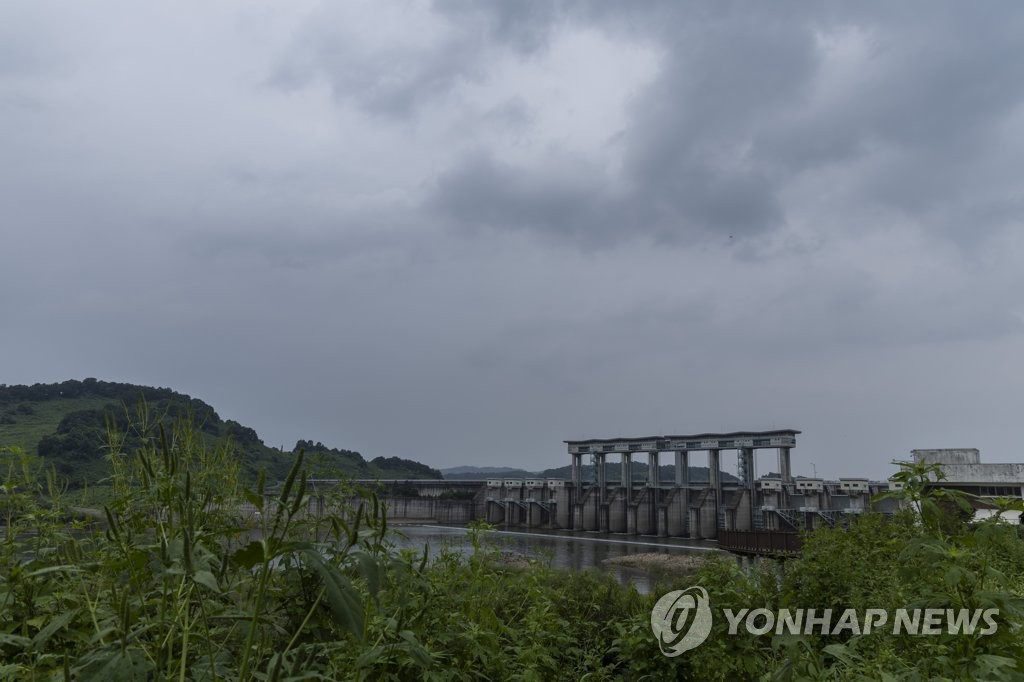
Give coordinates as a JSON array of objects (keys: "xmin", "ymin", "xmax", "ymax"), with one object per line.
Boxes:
[{"xmin": 651, "ymin": 586, "xmax": 713, "ymax": 656}]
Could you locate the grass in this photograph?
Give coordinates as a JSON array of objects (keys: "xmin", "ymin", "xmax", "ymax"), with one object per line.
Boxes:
[
  {"xmin": 0, "ymin": 396, "xmax": 110, "ymax": 454},
  {"xmin": 0, "ymin": 417, "xmax": 657, "ymax": 680},
  {"xmin": 64, "ymin": 483, "xmax": 115, "ymax": 509},
  {"xmin": 3, "ymin": 420, "xmax": 1023, "ymax": 680}
]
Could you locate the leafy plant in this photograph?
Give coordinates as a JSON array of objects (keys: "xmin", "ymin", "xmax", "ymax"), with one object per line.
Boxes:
[{"xmin": 3, "ymin": 433, "xmax": 1023, "ymax": 679}]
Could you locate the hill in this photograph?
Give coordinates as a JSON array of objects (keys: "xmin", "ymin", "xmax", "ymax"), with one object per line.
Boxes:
[
  {"xmin": 0, "ymin": 379, "xmax": 441, "ymax": 486},
  {"xmin": 440, "ymin": 466, "xmax": 535, "ymax": 480}
]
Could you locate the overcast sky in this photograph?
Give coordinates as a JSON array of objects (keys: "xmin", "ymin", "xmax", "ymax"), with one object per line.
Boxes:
[{"xmin": 3, "ymin": 1, "xmax": 1023, "ymax": 479}]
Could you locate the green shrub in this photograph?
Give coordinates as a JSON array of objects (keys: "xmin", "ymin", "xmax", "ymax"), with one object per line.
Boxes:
[{"xmin": 3, "ymin": 434, "xmax": 1023, "ymax": 680}]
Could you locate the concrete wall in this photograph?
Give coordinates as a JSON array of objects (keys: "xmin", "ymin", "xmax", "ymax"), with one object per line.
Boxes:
[
  {"xmin": 636, "ymin": 495, "xmax": 655, "ymax": 535},
  {"xmin": 311, "ymin": 470, "xmax": 928, "ymax": 538},
  {"xmin": 665, "ymin": 489, "xmax": 687, "ymax": 536},
  {"xmin": 608, "ymin": 489, "xmax": 627, "ymax": 533},
  {"xmin": 486, "ymin": 499, "xmax": 505, "ymax": 524},
  {"xmin": 377, "ymin": 496, "xmax": 480, "ymax": 523},
  {"xmin": 693, "ymin": 490, "xmax": 717, "ymax": 538},
  {"xmin": 555, "ymin": 487, "xmax": 571, "ymax": 527},
  {"xmin": 734, "ymin": 489, "xmax": 753, "ymax": 531},
  {"xmin": 938, "ymin": 463, "xmax": 1024, "ymax": 484},
  {"xmin": 913, "ymin": 449, "xmax": 981, "ymax": 465}
]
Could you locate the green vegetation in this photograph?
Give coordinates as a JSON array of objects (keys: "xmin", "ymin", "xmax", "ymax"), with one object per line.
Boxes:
[
  {"xmin": 2, "ymin": 422, "xmax": 1023, "ymax": 679},
  {"xmin": 0, "ymin": 396, "xmax": 111, "ymax": 460},
  {"xmin": 648, "ymin": 460, "xmax": 1024, "ymax": 680},
  {"xmin": 0, "ymin": 379, "xmax": 441, "ymax": 485}
]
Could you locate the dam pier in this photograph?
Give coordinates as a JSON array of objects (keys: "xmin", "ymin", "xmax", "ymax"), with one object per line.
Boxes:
[
  {"xmin": 483, "ymin": 428, "xmax": 897, "ymax": 543},
  {"xmin": 562, "ymin": 430, "xmax": 801, "ymax": 539}
]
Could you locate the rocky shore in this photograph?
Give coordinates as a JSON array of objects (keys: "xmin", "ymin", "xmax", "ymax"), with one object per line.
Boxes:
[{"xmin": 601, "ymin": 552, "xmax": 706, "ymax": 573}]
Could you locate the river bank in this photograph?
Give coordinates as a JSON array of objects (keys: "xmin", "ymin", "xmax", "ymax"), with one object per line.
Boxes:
[{"xmin": 601, "ymin": 551, "xmax": 706, "ymax": 574}]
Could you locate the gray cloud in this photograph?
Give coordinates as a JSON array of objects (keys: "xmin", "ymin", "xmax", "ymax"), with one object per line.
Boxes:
[
  {"xmin": 418, "ymin": 3, "xmax": 1024, "ymax": 248},
  {"xmin": 426, "ymin": 153, "xmax": 621, "ymax": 241},
  {"xmin": 2, "ymin": 1, "xmax": 1024, "ymax": 479},
  {"xmin": 432, "ymin": 0, "xmax": 561, "ymax": 55}
]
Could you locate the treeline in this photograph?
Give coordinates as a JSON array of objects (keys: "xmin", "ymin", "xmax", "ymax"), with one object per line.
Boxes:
[
  {"xmin": 35, "ymin": 403, "xmax": 266, "ymax": 482},
  {"xmin": 295, "ymin": 440, "xmax": 442, "ymax": 479},
  {"xmin": 0, "ymin": 379, "xmax": 443, "ymax": 484},
  {"xmin": 0, "ymin": 378, "xmax": 216, "ymax": 413}
]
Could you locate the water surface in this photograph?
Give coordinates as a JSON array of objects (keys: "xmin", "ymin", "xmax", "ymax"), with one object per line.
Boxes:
[{"xmin": 390, "ymin": 525, "xmax": 720, "ymax": 594}]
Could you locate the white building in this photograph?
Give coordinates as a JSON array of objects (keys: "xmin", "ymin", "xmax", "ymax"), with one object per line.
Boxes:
[{"xmin": 912, "ymin": 449, "xmax": 1023, "ymax": 522}]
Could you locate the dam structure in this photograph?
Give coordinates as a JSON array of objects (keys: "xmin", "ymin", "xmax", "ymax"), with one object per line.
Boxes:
[
  {"xmin": 559, "ymin": 429, "xmax": 893, "ymax": 539},
  {"xmin": 295, "ymin": 428, "xmax": 902, "ymax": 548}
]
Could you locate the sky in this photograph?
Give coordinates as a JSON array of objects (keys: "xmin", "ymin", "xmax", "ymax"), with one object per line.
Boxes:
[{"xmin": 3, "ymin": 1, "xmax": 1023, "ymax": 479}]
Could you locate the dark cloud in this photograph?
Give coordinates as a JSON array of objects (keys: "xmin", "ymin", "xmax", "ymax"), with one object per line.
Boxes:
[
  {"xmin": 427, "ymin": 148, "xmax": 784, "ymax": 244},
  {"xmin": 426, "ymin": 153, "xmax": 619, "ymax": 240},
  {"xmin": 2, "ymin": 1, "xmax": 1024, "ymax": 478},
  {"xmin": 413, "ymin": 3, "xmax": 813, "ymax": 243},
  {"xmin": 270, "ymin": 1, "xmax": 558, "ymax": 118},
  {"xmin": 420, "ymin": 3, "xmax": 1024, "ymax": 248},
  {"xmin": 432, "ymin": 0, "xmax": 562, "ymax": 55}
]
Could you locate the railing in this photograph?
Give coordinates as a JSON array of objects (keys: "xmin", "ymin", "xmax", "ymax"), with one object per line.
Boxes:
[{"xmin": 718, "ymin": 529, "xmax": 802, "ymax": 556}]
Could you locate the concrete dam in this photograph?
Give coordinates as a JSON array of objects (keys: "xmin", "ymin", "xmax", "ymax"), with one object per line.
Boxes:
[{"xmin": 330, "ymin": 429, "xmax": 901, "ymax": 541}]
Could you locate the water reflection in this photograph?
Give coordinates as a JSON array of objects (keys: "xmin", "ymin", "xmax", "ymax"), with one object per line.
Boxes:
[{"xmin": 389, "ymin": 525, "xmax": 720, "ymax": 594}]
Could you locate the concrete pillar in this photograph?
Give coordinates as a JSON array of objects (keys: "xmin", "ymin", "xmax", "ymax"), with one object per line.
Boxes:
[
  {"xmin": 708, "ymin": 449, "xmax": 721, "ymax": 494},
  {"xmin": 596, "ymin": 453, "xmax": 609, "ymax": 532},
  {"xmin": 648, "ymin": 451, "xmax": 661, "ymax": 535},
  {"xmin": 571, "ymin": 453, "xmax": 582, "ymax": 486},
  {"xmin": 741, "ymin": 447, "xmax": 755, "ymax": 488},
  {"xmin": 621, "ymin": 453, "xmax": 632, "ymax": 503},
  {"xmin": 708, "ymin": 449, "xmax": 721, "ymax": 534},
  {"xmin": 627, "ymin": 505, "xmax": 638, "ymax": 535},
  {"xmin": 697, "ymin": 496, "xmax": 718, "ymax": 539},
  {"xmin": 779, "ymin": 447, "xmax": 792, "ymax": 483},
  {"xmin": 675, "ymin": 451, "xmax": 689, "ymax": 487},
  {"xmin": 582, "ymin": 495, "xmax": 598, "ymax": 531},
  {"xmin": 608, "ymin": 491, "xmax": 625, "ymax": 532},
  {"xmin": 555, "ymin": 487, "xmax": 571, "ymax": 528},
  {"xmin": 675, "ymin": 450, "xmax": 690, "ymax": 537},
  {"xmin": 741, "ymin": 447, "xmax": 755, "ymax": 530},
  {"xmin": 658, "ymin": 506, "xmax": 669, "ymax": 538}
]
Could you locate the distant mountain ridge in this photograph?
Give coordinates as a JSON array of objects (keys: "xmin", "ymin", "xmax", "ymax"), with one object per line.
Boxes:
[
  {"xmin": 440, "ymin": 465, "xmax": 528, "ymax": 476},
  {"xmin": 442, "ymin": 463, "xmax": 740, "ymax": 483},
  {"xmin": 440, "ymin": 466, "xmax": 534, "ymax": 479},
  {"xmin": 0, "ymin": 379, "xmax": 441, "ymax": 485}
]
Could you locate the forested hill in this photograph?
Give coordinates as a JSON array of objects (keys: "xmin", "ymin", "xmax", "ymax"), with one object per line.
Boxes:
[{"xmin": 0, "ymin": 379, "xmax": 441, "ymax": 486}]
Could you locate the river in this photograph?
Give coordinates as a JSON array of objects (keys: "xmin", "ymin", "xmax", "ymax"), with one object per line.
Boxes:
[{"xmin": 389, "ymin": 524, "xmax": 720, "ymax": 594}]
